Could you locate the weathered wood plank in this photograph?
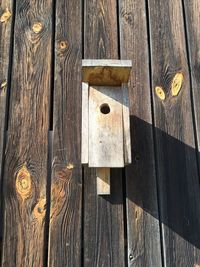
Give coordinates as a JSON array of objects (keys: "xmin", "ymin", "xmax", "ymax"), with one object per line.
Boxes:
[
  {"xmin": 183, "ymin": 3, "xmax": 200, "ymax": 264},
  {"xmin": 83, "ymin": 59, "xmax": 132, "ymax": 67},
  {"xmin": 84, "ymin": 0, "xmax": 118, "ymax": 59},
  {"xmin": 48, "ymin": 0, "xmax": 82, "ymax": 266},
  {"xmin": 183, "ymin": 1, "xmax": 200, "ymax": 165},
  {"xmin": 148, "ymin": 0, "xmax": 200, "ymax": 265},
  {"xmin": 84, "ymin": 168, "xmax": 125, "ymax": 266},
  {"xmin": 0, "ymin": 1, "xmax": 13, "ymax": 250},
  {"xmin": 81, "ymin": 82, "xmax": 89, "ymax": 165},
  {"xmin": 82, "ymin": 59, "xmax": 132, "ymax": 86},
  {"xmin": 122, "ymin": 84, "xmax": 131, "ymax": 165},
  {"xmin": 89, "ymin": 85, "xmax": 124, "ymax": 168},
  {"xmin": 84, "ymin": 0, "xmax": 125, "ymax": 265},
  {"xmin": 119, "ymin": 0, "xmax": 162, "ymax": 266},
  {"xmin": 1, "ymin": 0, "xmax": 53, "ymax": 266}
]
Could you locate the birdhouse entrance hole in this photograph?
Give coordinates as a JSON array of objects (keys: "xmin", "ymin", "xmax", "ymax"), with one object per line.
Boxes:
[{"xmin": 100, "ymin": 103, "xmax": 110, "ymax": 114}]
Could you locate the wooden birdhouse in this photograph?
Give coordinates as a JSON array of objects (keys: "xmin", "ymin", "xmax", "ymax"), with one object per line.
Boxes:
[{"xmin": 81, "ymin": 59, "xmax": 132, "ymax": 195}]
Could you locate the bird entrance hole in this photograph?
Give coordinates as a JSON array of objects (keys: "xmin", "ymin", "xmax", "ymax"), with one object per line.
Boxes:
[{"xmin": 100, "ymin": 103, "xmax": 110, "ymax": 114}]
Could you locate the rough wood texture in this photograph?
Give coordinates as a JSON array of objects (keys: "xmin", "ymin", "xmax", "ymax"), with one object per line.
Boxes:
[
  {"xmin": 1, "ymin": 0, "xmax": 53, "ymax": 266},
  {"xmin": 1, "ymin": 0, "xmax": 200, "ymax": 265},
  {"xmin": 48, "ymin": 0, "xmax": 82, "ymax": 266},
  {"xmin": 81, "ymin": 82, "xmax": 89, "ymax": 165},
  {"xmin": 119, "ymin": 0, "xmax": 162, "ymax": 266},
  {"xmin": 0, "ymin": 2, "xmax": 13, "ymax": 147},
  {"xmin": 83, "ymin": 59, "xmax": 132, "ymax": 67},
  {"xmin": 183, "ymin": 1, "xmax": 200, "ymax": 165},
  {"xmin": 148, "ymin": 0, "xmax": 200, "ymax": 265},
  {"xmin": 97, "ymin": 168, "xmax": 110, "ymax": 195},
  {"xmin": 89, "ymin": 86, "xmax": 124, "ymax": 168},
  {"xmin": 0, "ymin": 1, "xmax": 13, "ymax": 207},
  {"xmin": 84, "ymin": 0, "xmax": 125, "ymax": 266},
  {"xmin": 82, "ymin": 59, "xmax": 132, "ymax": 86},
  {"xmin": 122, "ymin": 84, "xmax": 131, "ymax": 165},
  {"xmin": 84, "ymin": 1, "xmax": 118, "ymax": 59}
]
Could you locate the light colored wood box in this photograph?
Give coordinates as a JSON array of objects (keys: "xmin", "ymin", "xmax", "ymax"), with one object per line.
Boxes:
[{"xmin": 81, "ymin": 60, "xmax": 132, "ymax": 194}]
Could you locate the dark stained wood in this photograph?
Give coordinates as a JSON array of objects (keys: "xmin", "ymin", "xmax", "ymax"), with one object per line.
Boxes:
[
  {"xmin": 0, "ymin": 2, "xmax": 13, "ymax": 160},
  {"xmin": 148, "ymin": 0, "xmax": 200, "ymax": 265},
  {"xmin": 0, "ymin": 0, "xmax": 200, "ymax": 266},
  {"xmin": 183, "ymin": 1, "xmax": 200, "ymax": 164},
  {"xmin": 84, "ymin": 168, "xmax": 125, "ymax": 267},
  {"xmin": 0, "ymin": 0, "xmax": 13, "ymax": 202},
  {"xmin": 119, "ymin": 0, "xmax": 162, "ymax": 266},
  {"xmin": 84, "ymin": 0, "xmax": 125, "ymax": 266},
  {"xmin": 1, "ymin": 0, "xmax": 53, "ymax": 266},
  {"xmin": 48, "ymin": 0, "xmax": 82, "ymax": 266},
  {"xmin": 84, "ymin": 0, "xmax": 118, "ymax": 59}
]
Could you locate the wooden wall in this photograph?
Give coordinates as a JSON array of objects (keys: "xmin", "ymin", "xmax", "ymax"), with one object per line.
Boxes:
[{"xmin": 0, "ymin": 0, "xmax": 200, "ymax": 266}]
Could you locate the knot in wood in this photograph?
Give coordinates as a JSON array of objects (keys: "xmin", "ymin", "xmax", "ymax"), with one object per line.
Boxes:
[
  {"xmin": 155, "ymin": 86, "xmax": 165, "ymax": 100},
  {"xmin": 0, "ymin": 81, "xmax": 7, "ymax": 91},
  {"xmin": 0, "ymin": 8, "xmax": 12, "ymax": 23},
  {"xmin": 33, "ymin": 199, "xmax": 46, "ymax": 222},
  {"xmin": 129, "ymin": 254, "xmax": 134, "ymax": 261},
  {"xmin": 32, "ymin": 22, "xmax": 43, "ymax": 33},
  {"xmin": 123, "ymin": 12, "xmax": 133, "ymax": 26},
  {"xmin": 58, "ymin": 41, "xmax": 68, "ymax": 51},
  {"xmin": 16, "ymin": 166, "xmax": 32, "ymax": 201},
  {"xmin": 67, "ymin": 163, "xmax": 74, "ymax": 170},
  {"xmin": 171, "ymin": 72, "xmax": 183, "ymax": 96}
]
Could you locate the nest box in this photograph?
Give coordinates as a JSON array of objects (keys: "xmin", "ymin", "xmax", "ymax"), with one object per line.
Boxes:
[{"xmin": 81, "ymin": 59, "xmax": 132, "ymax": 195}]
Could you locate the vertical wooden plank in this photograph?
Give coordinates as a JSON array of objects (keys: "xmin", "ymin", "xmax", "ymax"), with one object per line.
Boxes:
[
  {"xmin": 148, "ymin": 0, "xmax": 200, "ymax": 265},
  {"xmin": 0, "ymin": 2, "xmax": 13, "ymax": 164},
  {"xmin": 122, "ymin": 84, "xmax": 131, "ymax": 165},
  {"xmin": 1, "ymin": 0, "xmax": 53, "ymax": 266},
  {"xmin": 48, "ymin": 0, "xmax": 82, "ymax": 266},
  {"xmin": 82, "ymin": 82, "xmax": 89, "ymax": 165},
  {"xmin": 183, "ymin": 1, "xmax": 200, "ymax": 164},
  {"xmin": 183, "ymin": 3, "xmax": 200, "ymax": 265},
  {"xmin": 119, "ymin": 0, "xmax": 162, "ymax": 266},
  {"xmin": 0, "ymin": 0, "xmax": 13, "ymax": 259},
  {"xmin": 84, "ymin": 0, "xmax": 125, "ymax": 266},
  {"xmin": 84, "ymin": 1, "xmax": 119, "ymax": 59}
]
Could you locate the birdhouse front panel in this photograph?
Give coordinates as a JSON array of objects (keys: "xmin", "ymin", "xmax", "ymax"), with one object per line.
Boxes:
[{"xmin": 88, "ymin": 85, "xmax": 124, "ymax": 168}]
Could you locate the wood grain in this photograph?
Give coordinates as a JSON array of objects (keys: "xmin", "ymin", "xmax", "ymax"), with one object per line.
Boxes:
[
  {"xmin": 1, "ymin": 0, "xmax": 200, "ymax": 265},
  {"xmin": 119, "ymin": 0, "xmax": 162, "ymax": 266},
  {"xmin": 82, "ymin": 59, "xmax": 132, "ymax": 67},
  {"xmin": 0, "ymin": 0, "xmax": 13, "ymax": 218},
  {"xmin": 122, "ymin": 84, "xmax": 131, "ymax": 165},
  {"xmin": 1, "ymin": 0, "xmax": 53, "ymax": 266},
  {"xmin": 89, "ymin": 86, "xmax": 124, "ymax": 168},
  {"xmin": 48, "ymin": 0, "xmax": 82, "ymax": 266},
  {"xmin": 148, "ymin": 0, "xmax": 200, "ymax": 265},
  {"xmin": 81, "ymin": 82, "xmax": 89, "ymax": 165},
  {"xmin": 183, "ymin": 1, "xmax": 200, "ymax": 165},
  {"xmin": 82, "ymin": 59, "xmax": 132, "ymax": 86},
  {"xmin": 183, "ymin": 3, "xmax": 200, "ymax": 265},
  {"xmin": 84, "ymin": 0, "xmax": 125, "ymax": 266},
  {"xmin": 84, "ymin": 1, "xmax": 118, "ymax": 59}
]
